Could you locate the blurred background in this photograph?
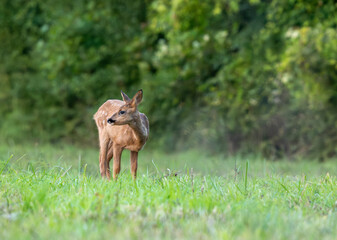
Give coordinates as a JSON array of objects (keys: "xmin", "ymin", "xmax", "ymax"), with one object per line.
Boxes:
[{"xmin": 0, "ymin": 0, "xmax": 336, "ymax": 159}]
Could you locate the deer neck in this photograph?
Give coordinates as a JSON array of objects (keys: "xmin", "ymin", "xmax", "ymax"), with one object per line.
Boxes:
[{"xmin": 129, "ymin": 113, "xmax": 148, "ymax": 144}]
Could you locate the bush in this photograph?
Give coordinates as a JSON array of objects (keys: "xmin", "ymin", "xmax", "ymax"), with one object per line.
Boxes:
[{"xmin": 1, "ymin": 0, "xmax": 336, "ymax": 158}]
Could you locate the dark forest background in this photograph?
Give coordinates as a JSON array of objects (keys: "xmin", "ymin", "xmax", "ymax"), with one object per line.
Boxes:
[{"xmin": 0, "ymin": 0, "xmax": 336, "ymax": 159}]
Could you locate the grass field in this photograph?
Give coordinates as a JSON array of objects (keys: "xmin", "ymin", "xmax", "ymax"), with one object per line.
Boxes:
[{"xmin": 1, "ymin": 144, "xmax": 337, "ymax": 239}]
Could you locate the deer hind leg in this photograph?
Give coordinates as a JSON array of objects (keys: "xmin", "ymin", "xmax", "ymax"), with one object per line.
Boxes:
[
  {"xmin": 112, "ymin": 145, "xmax": 123, "ymax": 181},
  {"xmin": 130, "ymin": 151, "xmax": 138, "ymax": 180},
  {"xmin": 98, "ymin": 131, "xmax": 109, "ymax": 179}
]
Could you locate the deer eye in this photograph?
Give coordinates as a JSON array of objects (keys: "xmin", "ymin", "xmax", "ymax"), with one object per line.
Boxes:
[{"xmin": 119, "ymin": 110, "xmax": 126, "ymax": 115}]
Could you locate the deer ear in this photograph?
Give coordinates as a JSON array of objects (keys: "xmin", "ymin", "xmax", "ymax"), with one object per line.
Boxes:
[
  {"xmin": 131, "ymin": 89, "xmax": 143, "ymax": 107},
  {"xmin": 121, "ymin": 90, "xmax": 131, "ymax": 102}
]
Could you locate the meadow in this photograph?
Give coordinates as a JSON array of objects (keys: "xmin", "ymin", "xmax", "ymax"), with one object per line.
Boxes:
[{"xmin": 1, "ymin": 144, "xmax": 337, "ymax": 240}]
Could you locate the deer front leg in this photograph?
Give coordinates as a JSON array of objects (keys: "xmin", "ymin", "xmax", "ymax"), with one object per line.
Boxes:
[
  {"xmin": 105, "ymin": 143, "xmax": 114, "ymax": 179},
  {"xmin": 99, "ymin": 134, "xmax": 109, "ymax": 179},
  {"xmin": 130, "ymin": 151, "xmax": 138, "ymax": 180},
  {"xmin": 112, "ymin": 145, "xmax": 123, "ymax": 181}
]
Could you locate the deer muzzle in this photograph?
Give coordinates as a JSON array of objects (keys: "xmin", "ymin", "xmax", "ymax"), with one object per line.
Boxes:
[{"xmin": 107, "ymin": 118, "xmax": 115, "ymax": 124}]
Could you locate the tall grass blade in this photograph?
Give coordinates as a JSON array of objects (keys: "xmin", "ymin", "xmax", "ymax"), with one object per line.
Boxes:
[
  {"xmin": 244, "ymin": 160, "xmax": 249, "ymax": 194},
  {"xmin": 0, "ymin": 154, "xmax": 13, "ymax": 175}
]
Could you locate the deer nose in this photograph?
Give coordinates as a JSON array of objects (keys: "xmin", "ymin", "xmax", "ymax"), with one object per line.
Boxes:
[{"xmin": 107, "ymin": 118, "xmax": 115, "ymax": 124}]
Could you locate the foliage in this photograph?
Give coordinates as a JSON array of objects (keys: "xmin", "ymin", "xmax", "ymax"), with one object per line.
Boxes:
[{"xmin": 0, "ymin": 0, "xmax": 336, "ymax": 158}]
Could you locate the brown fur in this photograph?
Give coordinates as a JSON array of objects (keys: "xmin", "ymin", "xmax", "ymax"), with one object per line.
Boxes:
[{"xmin": 93, "ymin": 90, "xmax": 149, "ymax": 180}]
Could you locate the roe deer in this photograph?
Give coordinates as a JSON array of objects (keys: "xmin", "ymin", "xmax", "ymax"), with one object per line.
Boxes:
[{"xmin": 93, "ymin": 90, "xmax": 149, "ymax": 180}]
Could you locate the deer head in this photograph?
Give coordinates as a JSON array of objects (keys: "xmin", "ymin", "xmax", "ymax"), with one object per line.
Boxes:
[{"xmin": 107, "ymin": 90, "xmax": 143, "ymax": 125}]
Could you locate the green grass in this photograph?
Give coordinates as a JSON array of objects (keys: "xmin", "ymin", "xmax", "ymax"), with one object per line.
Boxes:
[{"xmin": 1, "ymin": 144, "xmax": 337, "ymax": 239}]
